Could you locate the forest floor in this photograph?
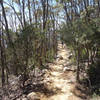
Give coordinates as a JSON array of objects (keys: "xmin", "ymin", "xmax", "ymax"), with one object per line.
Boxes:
[
  {"xmin": 39, "ymin": 42, "xmax": 88, "ymax": 100},
  {"xmin": 0, "ymin": 42, "xmax": 89, "ymax": 100}
]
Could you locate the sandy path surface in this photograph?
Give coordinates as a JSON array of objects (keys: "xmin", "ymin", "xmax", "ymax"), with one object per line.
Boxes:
[{"xmin": 41, "ymin": 43, "xmax": 84, "ymax": 100}]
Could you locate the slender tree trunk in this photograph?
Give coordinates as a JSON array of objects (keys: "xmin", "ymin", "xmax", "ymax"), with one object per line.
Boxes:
[
  {"xmin": 42, "ymin": 0, "xmax": 46, "ymax": 30},
  {"xmin": 97, "ymin": 0, "xmax": 100, "ymax": 16},
  {"xmin": 0, "ymin": 28, "xmax": 5, "ymax": 87},
  {"xmin": 76, "ymin": 49, "xmax": 80, "ymax": 82},
  {"xmin": 22, "ymin": 0, "xmax": 26, "ymax": 26},
  {"xmin": 28, "ymin": 0, "xmax": 32, "ymax": 24}
]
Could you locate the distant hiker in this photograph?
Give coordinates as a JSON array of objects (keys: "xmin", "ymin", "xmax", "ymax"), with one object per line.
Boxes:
[
  {"xmin": 62, "ymin": 41, "xmax": 64, "ymax": 48},
  {"xmin": 61, "ymin": 34, "xmax": 64, "ymax": 48}
]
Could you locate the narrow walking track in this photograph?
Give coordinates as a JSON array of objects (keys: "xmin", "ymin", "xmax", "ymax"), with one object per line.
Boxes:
[{"xmin": 41, "ymin": 43, "xmax": 84, "ymax": 100}]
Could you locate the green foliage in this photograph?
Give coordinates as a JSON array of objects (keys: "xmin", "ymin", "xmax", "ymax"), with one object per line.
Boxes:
[
  {"xmin": 87, "ymin": 61, "xmax": 100, "ymax": 95},
  {"xmin": 61, "ymin": 16, "xmax": 100, "ymax": 50},
  {"xmin": 60, "ymin": 5, "xmax": 100, "ymax": 94}
]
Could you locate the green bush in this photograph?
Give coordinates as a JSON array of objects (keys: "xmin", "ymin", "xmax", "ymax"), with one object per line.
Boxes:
[{"xmin": 87, "ymin": 61, "xmax": 100, "ymax": 95}]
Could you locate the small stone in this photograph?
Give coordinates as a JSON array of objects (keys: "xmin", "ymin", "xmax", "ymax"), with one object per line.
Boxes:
[
  {"xmin": 63, "ymin": 67, "xmax": 71, "ymax": 72},
  {"xmin": 27, "ymin": 92, "xmax": 40, "ymax": 100},
  {"xmin": 22, "ymin": 97, "xmax": 28, "ymax": 100},
  {"xmin": 22, "ymin": 95, "xmax": 27, "ymax": 98},
  {"xmin": 9, "ymin": 94, "xmax": 14, "ymax": 98},
  {"xmin": 59, "ymin": 56, "xmax": 63, "ymax": 60}
]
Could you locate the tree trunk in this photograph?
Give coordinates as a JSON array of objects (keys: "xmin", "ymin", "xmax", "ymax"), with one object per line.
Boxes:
[
  {"xmin": 22, "ymin": 0, "xmax": 26, "ymax": 26},
  {"xmin": 0, "ymin": 28, "xmax": 5, "ymax": 87},
  {"xmin": 28, "ymin": 0, "xmax": 32, "ymax": 24}
]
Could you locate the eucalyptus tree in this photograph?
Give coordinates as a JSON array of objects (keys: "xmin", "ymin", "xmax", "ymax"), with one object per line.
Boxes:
[{"xmin": 0, "ymin": 13, "xmax": 5, "ymax": 87}]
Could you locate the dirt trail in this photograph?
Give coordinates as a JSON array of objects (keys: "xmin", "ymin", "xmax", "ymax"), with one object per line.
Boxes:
[{"xmin": 41, "ymin": 43, "xmax": 84, "ymax": 100}]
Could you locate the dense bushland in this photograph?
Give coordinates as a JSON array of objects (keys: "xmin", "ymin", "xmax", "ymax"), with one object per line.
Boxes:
[{"xmin": 0, "ymin": 0, "xmax": 100, "ymax": 99}]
